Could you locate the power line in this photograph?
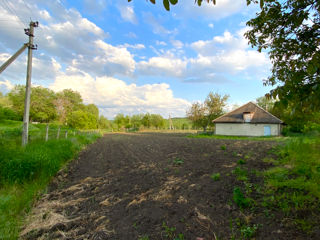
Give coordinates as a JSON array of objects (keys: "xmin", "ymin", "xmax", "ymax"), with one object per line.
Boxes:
[
  {"xmin": 21, "ymin": 0, "xmax": 36, "ymax": 21},
  {"xmin": 1, "ymin": 0, "xmax": 28, "ymax": 27}
]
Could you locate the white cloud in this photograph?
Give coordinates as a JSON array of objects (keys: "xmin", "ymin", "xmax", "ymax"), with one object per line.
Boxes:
[
  {"xmin": 118, "ymin": 43, "xmax": 145, "ymax": 50},
  {"xmin": 171, "ymin": 40, "xmax": 184, "ymax": 49},
  {"xmin": 118, "ymin": 5, "xmax": 138, "ymax": 24},
  {"xmin": 0, "ymin": 80, "xmax": 14, "ymax": 93},
  {"xmin": 142, "ymin": 12, "xmax": 177, "ymax": 35},
  {"xmin": 137, "ymin": 55, "xmax": 187, "ymax": 77},
  {"xmin": 208, "ymin": 23, "xmax": 214, "ymax": 28},
  {"xmin": 156, "ymin": 41, "xmax": 167, "ymax": 46},
  {"xmin": 50, "ymin": 69, "xmax": 190, "ymax": 118}
]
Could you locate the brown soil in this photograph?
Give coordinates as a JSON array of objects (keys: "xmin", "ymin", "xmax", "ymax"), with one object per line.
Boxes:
[{"xmin": 21, "ymin": 133, "xmax": 314, "ymax": 239}]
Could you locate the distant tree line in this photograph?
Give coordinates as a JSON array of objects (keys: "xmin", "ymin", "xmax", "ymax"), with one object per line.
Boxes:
[{"xmin": 0, "ymin": 85, "xmax": 110, "ymax": 130}]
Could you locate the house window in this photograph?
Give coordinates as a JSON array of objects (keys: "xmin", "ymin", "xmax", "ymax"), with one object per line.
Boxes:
[{"xmin": 243, "ymin": 112, "xmax": 253, "ymax": 123}]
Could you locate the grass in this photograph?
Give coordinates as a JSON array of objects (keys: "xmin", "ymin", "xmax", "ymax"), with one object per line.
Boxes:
[
  {"xmin": 188, "ymin": 133, "xmax": 285, "ymax": 141},
  {"xmin": 233, "ymin": 187, "xmax": 251, "ymax": 209},
  {"xmin": 0, "ymin": 120, "xmax": 101, "ymax": 239},
  {"xmin": 210, "ymin": 173, "xmax": 221, "ymax": 181},
  {"xmin": 262, "ymin": 136, "xmax": 320, "ymax": 222}
]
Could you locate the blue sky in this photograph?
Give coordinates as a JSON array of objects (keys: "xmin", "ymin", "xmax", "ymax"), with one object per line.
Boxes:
[{"xmin": 0, "ymin": 0, "xmax": 273, "ymax": 119}]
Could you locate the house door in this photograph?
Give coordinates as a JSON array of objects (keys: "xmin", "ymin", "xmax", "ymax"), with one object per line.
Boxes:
[{"xmin": 264, "ymin": 126, "xmax": 271, "ymax": 136}]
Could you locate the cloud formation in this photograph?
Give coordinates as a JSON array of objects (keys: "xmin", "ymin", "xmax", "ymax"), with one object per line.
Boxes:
[{"xmin": 50, "ymin": 68, "xmax": 190, "ymax": 118}]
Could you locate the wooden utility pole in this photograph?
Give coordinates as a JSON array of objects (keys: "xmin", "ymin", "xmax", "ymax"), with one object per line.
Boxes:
[{"xmin": 22, "ymin": 21, "xmax": 38, "ymax": 146}]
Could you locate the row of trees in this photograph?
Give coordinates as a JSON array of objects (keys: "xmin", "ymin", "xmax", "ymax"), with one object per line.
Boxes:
[{"xmin": 0, "ymin": 86, "xmax": 109, "ymax": 130}]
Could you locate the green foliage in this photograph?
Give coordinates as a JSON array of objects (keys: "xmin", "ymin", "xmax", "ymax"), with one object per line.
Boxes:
[
  {"xmin": 264, "ymin": 136, "xmax": 320, "ymax": 209},
  {"xmin": 98, "ymin": 115, "xmax": 110, "ymax": 129},
  {"xmin": 237, "ymin": 159, "xmax": 246, "ymax": 165},
  {"xmin": 240, "ymin": 224, "xmax": 259, "ymax": 239},
  {"xmin": 210, "ymin": 173, "xmax": 220, "ymax": 181},
  {"xmin": 232, "ymin": 167, "xmax": 248, "ymax": 181},
  {"xmin": 162, "ymin": 222, "xmax": 184, "ymax": 239},
  {"xmin": 256, "ymin": 96, "xmax": 275, "ymax": 111},
  {"xmin": 220, "ymin": 144, "xmax": 226, "ymax": 150},
  {"xmin": 138, "ymin": 236, "xmax": 149, "ymax": 240},
  {"xmin": 246, "ymin": 0, "xmax": 320, "ymax": 118},
  {"xmin": 186, "ymin": 91, "xmax": 229, "ymax": 131},
  {"xmin": 233, "ymin": 187, "xmax": 250, "ymax": 209},
  {"xmin": 0, "ymin": 127, "xmax": 101, "ymax": 239},
  {"xmin": 68, "ymin": 110, "xmax": 97, "ymax": 129},
  {"xmin": 172, "ymin": 157, "xmax": 184, "ymax": 165}
]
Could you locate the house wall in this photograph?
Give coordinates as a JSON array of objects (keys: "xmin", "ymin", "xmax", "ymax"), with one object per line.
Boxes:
[{"xmin": 215, "ymin": 123, "xmax": 280, "ymax": 136}]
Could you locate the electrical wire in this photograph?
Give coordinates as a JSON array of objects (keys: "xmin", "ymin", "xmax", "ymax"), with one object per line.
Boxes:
[
  {"xmin": 21, "ymin": 0, "xmax": 35, "ymax": 20},
  {"xmin": 0, "ymin": 0, "xmax": 27, "ymax": 28}
]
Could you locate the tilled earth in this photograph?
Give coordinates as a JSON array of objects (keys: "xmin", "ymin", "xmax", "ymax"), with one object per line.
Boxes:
[{"xmin": 21, "ymin": 133, "xmax": 307, "ymax": 239}]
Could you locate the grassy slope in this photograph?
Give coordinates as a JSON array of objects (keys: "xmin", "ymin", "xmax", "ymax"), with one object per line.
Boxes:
[{"xmin": 0, "ymin": 120, "xmax": 101, "ymax": 239}]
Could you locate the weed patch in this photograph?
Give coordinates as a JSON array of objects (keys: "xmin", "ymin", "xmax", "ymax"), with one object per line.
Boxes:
[{"xmin": 210, "ymin": 173, "xmax": 221, "ymax": 181}]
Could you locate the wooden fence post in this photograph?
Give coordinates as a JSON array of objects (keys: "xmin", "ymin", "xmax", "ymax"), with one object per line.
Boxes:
[
  {"xmin": 65, "ymin": 130, "xmax": 68, "ymax": 139},
  {"xmin": 45, "ymin": 124, "xmax": 49, "ymax": 141},
  {"xmin": 57, "ymin": 127, "xmax": 60, "ymax": 139}
]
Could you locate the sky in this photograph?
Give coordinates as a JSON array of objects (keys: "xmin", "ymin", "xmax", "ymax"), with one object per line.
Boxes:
[{"xmin": 0, "ymin": 0, "xmax": 273, "ymax": 119}]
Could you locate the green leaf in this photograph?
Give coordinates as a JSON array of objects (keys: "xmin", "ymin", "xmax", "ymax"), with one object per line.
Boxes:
[
  {"xmin": 163, "ymin": 0, "xmax": 170, "ymax": 10},
  {"xmin": 150, "ymin": 0, "xmax": 155, "ymax": 4},
  {"xmin": 169, "ymin": 0, "xmax": 178, "ymax": 5}
]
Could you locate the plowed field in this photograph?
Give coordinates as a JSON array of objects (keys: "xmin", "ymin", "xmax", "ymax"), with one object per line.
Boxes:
[{"xmin": 21, "ymin": 133, "xmax": 306, "ymax": 239}]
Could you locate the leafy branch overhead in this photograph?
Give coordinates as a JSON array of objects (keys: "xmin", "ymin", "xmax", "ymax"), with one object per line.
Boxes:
[{"xmin": 128, "ymin": 0, "xmax": 265, "ymax": 11}]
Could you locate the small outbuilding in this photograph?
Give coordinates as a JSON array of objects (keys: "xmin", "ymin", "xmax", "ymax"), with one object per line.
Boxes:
[{"xmin": 212, "ymin": 102, "xmax": 283, "ymax": 136}]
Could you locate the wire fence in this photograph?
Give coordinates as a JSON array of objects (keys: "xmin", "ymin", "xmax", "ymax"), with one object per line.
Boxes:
[{"xmin": 0, "ymin": 123, "xmax": 101, "ymax": 145}]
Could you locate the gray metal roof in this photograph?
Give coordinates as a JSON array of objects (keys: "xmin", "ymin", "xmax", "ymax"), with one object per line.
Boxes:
[{"xmin": 213, "ymin": 102, "xmax": 283, "ymax": 124}]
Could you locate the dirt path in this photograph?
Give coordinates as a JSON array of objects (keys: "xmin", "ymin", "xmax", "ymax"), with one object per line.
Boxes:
[{"xmin": 21, "ymin": 133, "xmax": 296, "ymax": 239}]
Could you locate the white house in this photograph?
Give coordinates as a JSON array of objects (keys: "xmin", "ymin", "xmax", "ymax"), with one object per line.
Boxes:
[{"xmin": 213, "ymin": 102, "xmax": 283, "ymax": 136}]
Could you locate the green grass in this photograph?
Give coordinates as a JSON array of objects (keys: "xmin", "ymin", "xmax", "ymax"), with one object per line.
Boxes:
[
  {"xmin": 0, "ymin": 120, "xmax": 101, "ymax": 239},
  {"xmin": 261, "ymin": 134, "xmax": 320, "ymax": 231},
  {"xmin": 188, "ymin": 133, "xmax": 285, "ymax": 141},
  {"xmin": 210, "ymin": 173, "xmax": 221, "ymax": 181}
]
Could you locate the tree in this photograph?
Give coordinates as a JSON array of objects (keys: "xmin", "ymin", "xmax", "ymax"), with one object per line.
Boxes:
[
  {"xmin": 54, "ymin": 89, "xmax": 84, "ymax": 124},
  {"xmin": 142, "ymin": 113, "xmax": 152, "ymax": 128},
  {"xmin": 245, "ymin": 0, "xmax": 320, "ymax": 113},
  {"xmin": 68, "ymin": 110, "xmax": 97, "ymax": 129},
  {"xmin": 114, "ymin": 113, "xmax": 126, "ymax": 130},
  {"xmin": 8, "ymin": 85, "xmax": 57, "ymax": 122},
  {"xmin": 187, "ymin": 92, "xmax": 229, "ymax": 131},
  {"xmin": 30, "ymin": 86, "xmax": 57, "ymax": 122},
  {"xmin": 205, "ymin": 92, "xmax": 229, "ymax": 125},
  {"xmin": 150, "ymin": 114, "xmax": 165, "ymax": 129},
  {"xmin": 131, "ymin": 114, "xmax": 144, "ymax": 129},
  {"xmin": 98, "ymin": 115, "xmax": 110, "ymax": 129},
  {"xmin": 256, "ymin": 96, "xmax": 275, "ymax": 111},
  {"xmin": 186, "ymin": 102, "xmax": 208, "ymax": 131}
]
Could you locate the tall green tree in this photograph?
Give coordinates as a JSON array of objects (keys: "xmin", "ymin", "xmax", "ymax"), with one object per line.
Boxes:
[
  {"xmin": 131, "ymin": 114, "xmax": 144, "ymax": 129},
  {"xmin": 150, "ymin": 114, "xmax": 165, "ymax": 129},
  {"xmin": 256, "ymin": 96, "xmax": 275, "ymax": 111},
  {"xmin": 68, "ymin": 110, "xmax": 97, "ymax": 129},
  {"xmin": 54, "ymin": 89, "xmax": 84, "ymax": 124},
  {"xmin": 245, "ymin": 0, "xmax": 320, "ymax": 112},
  {"xmin": 186, "ymin": 102, "xmax": 208, "ymax": 131},
  {"xmin": 187, "ymin": 92, "xmax": 229, "ymax": 131},
  {"xmin": 142, "ymin": 113, "xmax": 152, "ymax": 128},
  {"xmin": 8, "ymin": 85, "xmax": 57, "ymax": 122},
  {"xmin": 30, "ymin": 87, "xmax": 57, "ymax": 122}
]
